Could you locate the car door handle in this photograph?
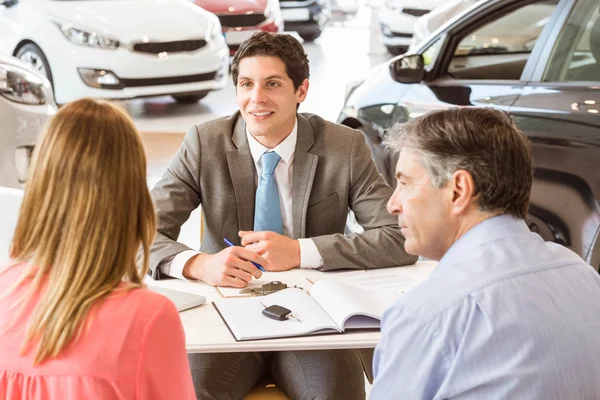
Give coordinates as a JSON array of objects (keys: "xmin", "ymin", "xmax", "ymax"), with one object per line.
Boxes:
[{"xmin": 571, "ymin": 102, "xmax": 599, "ymax": 114}]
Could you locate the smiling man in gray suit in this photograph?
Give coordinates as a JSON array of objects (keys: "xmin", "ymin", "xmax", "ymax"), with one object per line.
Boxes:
[{"xmin": 149, "ymin": 32, "xmax": 416, "ymax": 400}]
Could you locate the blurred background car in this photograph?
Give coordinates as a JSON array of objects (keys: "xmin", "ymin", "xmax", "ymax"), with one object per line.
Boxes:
[
  {"xmin": 378, "ymin": 0, "xmax": 447, "ymax": 55},
  {"xmin": 339, "ymin": 0, "xmax": 600, "ymax": 269},
  {"xmin": 279, "ymin": 0, "xmax": 329, "ymax": 41},
  {"xmin": 327, "ymin": 0, "xmax": 360, "ymax": 23},
  {"xmin": 0, "ymin": 0, "xmax": 229, "ymax": 104},
  {"xmin": 0, "ymin": 55, "xmax": 55, "ymax": 189},
  {"xmin": 195, "ymin": 0, "xmax": 283, "ymax": 56},
  {"xmin": 408, "ymin": 0, "xmax": 480, "ymax": 51}
]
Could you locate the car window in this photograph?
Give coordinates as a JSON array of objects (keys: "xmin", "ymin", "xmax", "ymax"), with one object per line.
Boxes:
[
  {"xmin": 543, "ymin": 1, "xmax": 600, "ymax": 82},
  {"xmin": 447, "ymin": 0, "xmax": 559, "ymax": 80}
]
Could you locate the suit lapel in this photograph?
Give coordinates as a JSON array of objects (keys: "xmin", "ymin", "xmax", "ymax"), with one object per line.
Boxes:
[
  {"xmin": 227, "ymin": 116, "xmax": 256, "ymax": 233},
  {"xmin": 292, "ymin": 115, "xmax": 319, "ymax": 239}
]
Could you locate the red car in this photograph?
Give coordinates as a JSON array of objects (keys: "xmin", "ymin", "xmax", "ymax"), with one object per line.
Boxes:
[{"xmin": 195, "ymin": 0, "xmax": 284, "ymax": 56}]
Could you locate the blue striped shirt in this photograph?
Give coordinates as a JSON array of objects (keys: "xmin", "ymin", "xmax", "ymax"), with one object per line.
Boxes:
[{"xmin": 372, "ymin": 215, "xmax": 600, "ymax": 399}]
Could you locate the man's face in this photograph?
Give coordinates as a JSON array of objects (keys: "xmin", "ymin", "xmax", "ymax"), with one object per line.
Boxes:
[
  {"xmin": 236, "ymin": 56, "xmax": 308, "ymax": 146},
  {"xmin": 387, "ymin": 149, "xmax": 453, "ymax": 261}
]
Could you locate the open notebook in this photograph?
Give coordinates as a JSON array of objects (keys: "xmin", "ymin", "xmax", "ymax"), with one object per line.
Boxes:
[{"xmin": 213, "ymin": 280, "xmax": 398, "ymax": 341}]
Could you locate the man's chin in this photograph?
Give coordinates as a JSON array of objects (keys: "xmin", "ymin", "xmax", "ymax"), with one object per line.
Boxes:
[
  {"xmin": 404, "ymin": 242, "xmax": 420, "ymax": 256},
  {"xmin": 246, "ymin": 123, "xmax": 267, "ymax": 137}
]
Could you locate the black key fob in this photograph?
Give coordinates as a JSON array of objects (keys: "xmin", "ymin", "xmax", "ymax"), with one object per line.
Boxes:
[{"xmin": 262, "ymin": 305, "xmax": 292, "ymax": 321}]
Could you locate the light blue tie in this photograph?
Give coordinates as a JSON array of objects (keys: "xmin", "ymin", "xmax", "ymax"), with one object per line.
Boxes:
[{"xmin": 254, "ymin": 151, "xmax": 283, "ymax": 234}]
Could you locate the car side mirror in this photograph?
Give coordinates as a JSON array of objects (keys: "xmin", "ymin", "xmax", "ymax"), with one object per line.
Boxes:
[
  {"xmin": 0, "ymin": 0, "xmax": 19, "ymax": 7},
  {"xmin": 389, "ymin": 54, "xmax": 425, "ymax": 84}
]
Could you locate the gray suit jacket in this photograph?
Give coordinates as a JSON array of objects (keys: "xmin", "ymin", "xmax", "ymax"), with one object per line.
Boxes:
[{"xmin": 148, "ymin": 112, "xmax": 417, "ymax": 279}]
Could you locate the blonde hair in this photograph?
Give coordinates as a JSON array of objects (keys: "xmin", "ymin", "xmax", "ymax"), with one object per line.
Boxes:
[{"xmin": 8, "ymin": 98, "xmax": 155, "ymax": 364}]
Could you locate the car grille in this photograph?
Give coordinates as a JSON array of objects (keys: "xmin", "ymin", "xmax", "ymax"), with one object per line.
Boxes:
[
  {"xmin": 120, "ymin": 71, "xmax": 217, "ymax": 88},
  {"xmin": 401, "ymin": 8, "xmax": 431, "ymax": 17},
  {"xmin": 218, "ymin": 13, "xmax": 267, "ymax": 27},
  {"xmin": 132, "ymin": 40, "xmax": 207, "ymax": 54},
  {"xmin": 381, "ymin": 26, "xmax": 412, "ymax": 39},
  {"xmin": 279, "ymin": 0, "xmax": 316, "ymax": 6}
]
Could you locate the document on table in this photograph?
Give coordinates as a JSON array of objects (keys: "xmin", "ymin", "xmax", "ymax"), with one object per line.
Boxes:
[
  {"xmin": 301, "ymin": 261, "xmax": 436, "ymax": 296},
  {"xmin": 216, "ymin": 270, "xmax": 313, "ymax": 298}
]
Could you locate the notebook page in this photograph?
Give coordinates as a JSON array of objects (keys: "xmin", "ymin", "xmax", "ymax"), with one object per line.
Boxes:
[
  {"xmin": 310, "ymin": 280, "xmax": 397, "ymax": 330},
  {"xmin": 213, "ymin": 288, "xmax": 340, "ymax": 341}
]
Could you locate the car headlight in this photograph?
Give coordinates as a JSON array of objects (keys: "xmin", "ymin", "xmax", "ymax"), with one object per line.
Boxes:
[
  {"xmin": 0, "ymin": 64, "xmax": 49, "ymax": 105},
  {"xmin": 51, "ymin": 17, "xmax": 119, "ymax": 50}
]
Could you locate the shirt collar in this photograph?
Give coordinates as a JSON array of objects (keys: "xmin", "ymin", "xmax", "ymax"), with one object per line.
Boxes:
[
  {"xmin": 246, "ymin": 118, "xmax": 297, "ymax": 165},
  {"xmin": 437, "ymin": 214, "xmax": 531, "ymax": 269}
]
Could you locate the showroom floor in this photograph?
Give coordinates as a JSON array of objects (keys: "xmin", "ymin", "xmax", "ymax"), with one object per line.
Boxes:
[{"xmin": 126, "ymin": 22, "xmax": 390, "ymax": 181}]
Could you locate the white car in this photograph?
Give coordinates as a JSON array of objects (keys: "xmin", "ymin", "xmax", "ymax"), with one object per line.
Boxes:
[
  {"xmin": 0, "ymin": 0, "xmax": 229, "ymax": 104},
  {"xmin": 378, "ymin": 0, "xmax": 448, "ymax": 55},
  {"xmin": 0, "ymin": 54, "xmax": 56, "ymax": 189},
  {"xmin": 409, "ymin": 0, "xmax": 481, "ymax": 51}
]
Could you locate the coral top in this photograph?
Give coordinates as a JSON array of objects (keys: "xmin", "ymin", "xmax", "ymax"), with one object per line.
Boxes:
[{"xmin": 0, "ymin": 263, "xmax": 196, "ymax": 399}]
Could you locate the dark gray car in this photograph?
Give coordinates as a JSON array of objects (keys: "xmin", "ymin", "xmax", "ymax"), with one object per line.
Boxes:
[{"xmin": 338, "ymin": 0, "xmax": 600, "ymax": 270}]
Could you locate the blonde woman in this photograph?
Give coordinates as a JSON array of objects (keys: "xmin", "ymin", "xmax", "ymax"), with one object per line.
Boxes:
[{"xmin": 0, "ymin": 98, "xmax": 195, "ymax": 399}]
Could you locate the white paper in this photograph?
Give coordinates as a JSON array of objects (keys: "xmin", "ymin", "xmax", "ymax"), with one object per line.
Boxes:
[{"xmin": 302, "ymin": 261, "xmax": 436, "ymax": 296}]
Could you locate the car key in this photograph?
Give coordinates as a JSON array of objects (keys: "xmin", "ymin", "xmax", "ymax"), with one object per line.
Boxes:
[{"xmin": 260, "ymin": 302, "xmax": 301, "ymax": 322}]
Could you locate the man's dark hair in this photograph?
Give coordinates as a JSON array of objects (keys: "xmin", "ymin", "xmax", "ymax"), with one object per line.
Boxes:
[
  {"xmin": 231, "ymin": 32, "xmax": 310, "ymax": 90},
  {"xmin": 385, "ymin": 107, "xmax": 533, "ymax": 219}
]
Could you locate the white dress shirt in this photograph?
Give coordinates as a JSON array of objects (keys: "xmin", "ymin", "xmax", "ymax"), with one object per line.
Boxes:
[{"xmin": 162, "ymin": 118, "xmax": 323, "ymax": 280}]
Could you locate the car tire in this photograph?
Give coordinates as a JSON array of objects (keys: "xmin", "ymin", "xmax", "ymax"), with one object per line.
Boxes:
[
  {"xmin": 386, "ymin": 45, "xmax": 408, "ymax": 56},
  {"xmin": 171, "ymin": 91, "xmax": 209, "ymax": 104},
  {"xmin": 15, "ymin": 43, "xmax": 54, "ymax": 88},
  {"xmin": 299, "ymin": 30, "xmax": 322, "ymax": 42}
]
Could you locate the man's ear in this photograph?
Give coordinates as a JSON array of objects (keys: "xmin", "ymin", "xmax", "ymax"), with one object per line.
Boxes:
[
  {"xmin": 296, "ymin": 79, "xmax": 309, "ymax": 103},
  {"xmin": 450, "ymin": 170, "xmax": 476, "ymax": 215}
]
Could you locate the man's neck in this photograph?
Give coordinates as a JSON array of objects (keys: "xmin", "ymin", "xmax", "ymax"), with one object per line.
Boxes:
[
  {"xmin": 451, "ymin": 211, "xmax": 500, "ymax": 249},
  {"xmin": 252, "ymin": 131, "xmax": 291, "ymax": 149},
  {"xmin": 432, "ymin": 211, "xmax": 499, "ymax": 261}
]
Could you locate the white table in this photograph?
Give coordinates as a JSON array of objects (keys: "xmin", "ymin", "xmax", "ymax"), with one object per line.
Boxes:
[{"xmin": 146, "ymin": 261, "xmax": 436, "ymax": 353}]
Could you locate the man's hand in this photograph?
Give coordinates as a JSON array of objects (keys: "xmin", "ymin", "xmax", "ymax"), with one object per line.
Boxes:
[
  {"xmin": 182, "ymin": 247, "xmax": 266, "ymax": 287},
  {"xmin": 239, "ymin": 230, "xmax": 300, "ymax": 271}
]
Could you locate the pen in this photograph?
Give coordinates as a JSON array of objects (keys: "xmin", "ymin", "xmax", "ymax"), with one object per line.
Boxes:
[{"xmin": 223, "ymin": 238, "xmax": 266, "ymax": 272}]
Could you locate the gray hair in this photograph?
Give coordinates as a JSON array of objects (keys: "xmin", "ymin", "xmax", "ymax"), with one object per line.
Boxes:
[{"xmin": 384, "ymin": 107, "xmax": 533, "ymax": 219}]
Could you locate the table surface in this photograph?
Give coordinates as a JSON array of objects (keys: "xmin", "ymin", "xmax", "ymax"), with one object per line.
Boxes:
[{"xmin": 145, "ymin": 261, "xmax": 436, "ymax": 353}]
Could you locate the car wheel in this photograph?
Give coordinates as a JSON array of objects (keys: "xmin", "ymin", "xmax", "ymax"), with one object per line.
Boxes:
[
  {"xmin": 299, "ymin": 30, "xmax": 322, "ymax": 42},
  {"xmin": 171, "ymin": 91, "xmax": 209, "ymax": 104},
  {"xmin": 386, "ymin": 45, "xmax": 408, "ymax": 56},
  {"xmin": 16, "ymin": 43, "xmax": 54, "ymax": 87}
]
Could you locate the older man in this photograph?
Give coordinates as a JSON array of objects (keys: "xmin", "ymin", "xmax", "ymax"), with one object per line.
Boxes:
[{"xmin": 371, "ymin": 107, "xmax": 600, "ymax": 399}]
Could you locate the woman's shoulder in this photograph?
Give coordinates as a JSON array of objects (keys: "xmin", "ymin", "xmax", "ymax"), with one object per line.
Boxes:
[
  {"xmin": 108, "ymin": 285, "xmax": 175, "ymax": 310},
  {"xmin": 97, "ymin": 285, "xmax": 178, "ymax": 327},
  {"xmin": 0, "ymin": 261, "xmax": 31, "ymax": 293}
]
